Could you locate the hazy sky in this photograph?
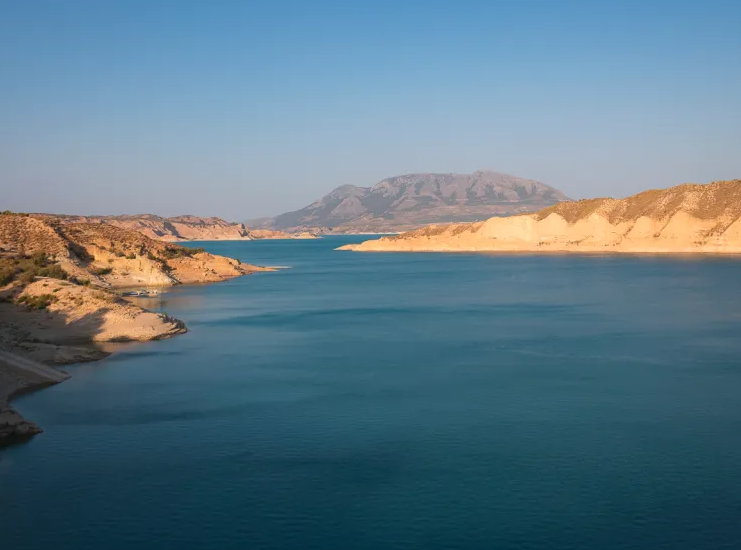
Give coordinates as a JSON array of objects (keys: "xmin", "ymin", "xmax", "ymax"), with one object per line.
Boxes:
[{"xmin": 1, "ymin": 0, "xmax": 740, "ymax": 220}]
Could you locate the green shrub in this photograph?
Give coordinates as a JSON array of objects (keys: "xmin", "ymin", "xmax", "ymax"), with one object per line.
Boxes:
[
  {"xmin": 18, "ymin": 270, "xmax": 36, "ymax": 285},
  {"xmin": 160, "ymin": 246, "xmax": 201, "ymax": 259},
  {"xmin": 90, "ymin": 266, "xmax": 113, "ymax": 276},
  {"xmin": 31, "ymin": 251, "xmax": 48, "ymax": 266},
  {"xmin": 37, "ymin": 264, "xmax": 68, "ymax": 280},
  {"xmin": 0, "ymin": 254, "xmax": 68, "ymax": 286},
  {"xmin": 17, "ymin": 293, "xmax": 58, "ymax": 310},
  {"xmin": 0, "ymin": 268, "xmax": 14, "ymax": 286},
  {"xmin": 126, "ymin": 253, "xmax": 137, "ymax": 260}
]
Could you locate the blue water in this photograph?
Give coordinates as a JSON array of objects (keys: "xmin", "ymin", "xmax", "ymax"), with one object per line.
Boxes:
[{"xmin": 3, "ymin": 236, "xmax": 741, "ymax": 550}]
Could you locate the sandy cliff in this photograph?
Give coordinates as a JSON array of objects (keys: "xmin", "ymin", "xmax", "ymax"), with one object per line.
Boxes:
[{"xmin": 339, "ymin": 180, "xmax": 741, "ymax": 254}]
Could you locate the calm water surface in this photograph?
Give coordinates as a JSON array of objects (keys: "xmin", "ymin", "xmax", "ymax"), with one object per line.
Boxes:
[{"xmin": 2, "ymin": 237, "xmax": 741, "ymax": 550}]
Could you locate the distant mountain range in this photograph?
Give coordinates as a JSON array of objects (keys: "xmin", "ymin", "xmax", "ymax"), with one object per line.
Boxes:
[{"xmin": 253, "ymin": 171, "xmax": 568, "ymax": 233}]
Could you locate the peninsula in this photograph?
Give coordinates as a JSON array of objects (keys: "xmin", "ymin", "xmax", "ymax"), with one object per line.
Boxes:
[
  {"xmin": 0, "ymin": 213, "xmax": 272, "ymax": 447},
  {"xmin": 339, "ymin": 179, "xmax": 741, "ymax": 254}
]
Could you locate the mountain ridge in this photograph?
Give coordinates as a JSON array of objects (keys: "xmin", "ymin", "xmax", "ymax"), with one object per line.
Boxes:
[{"xmin": 257, "ymin": 170, "xmax": 568, "ymax": 233}]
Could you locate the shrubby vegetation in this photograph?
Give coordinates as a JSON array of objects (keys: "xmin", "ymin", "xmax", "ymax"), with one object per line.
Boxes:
[
  {"xmin": 160, "ymin": 246, "xmax": 203, "ymax": 259},
  {"xmin": 0, "ymin": 252, "xmax": 68, "ymax": 286},
  {"xmin": 90, "ymin": 266, "xmax": 113, "ymax": 276},
  {"xmin": 17, "ymin": 293, "xmax": 58, "ymax": 310}
]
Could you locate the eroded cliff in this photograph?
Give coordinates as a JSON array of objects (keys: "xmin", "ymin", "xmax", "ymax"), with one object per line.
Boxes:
[{"xmin": 339, "ymin": 180, "xmax": 741, "ymax": 254}]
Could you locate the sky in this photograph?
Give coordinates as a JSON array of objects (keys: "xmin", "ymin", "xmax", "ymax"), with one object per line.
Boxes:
[{"xmin": 1, "ymin": 0, "xmax": 740, "ymax": 220}]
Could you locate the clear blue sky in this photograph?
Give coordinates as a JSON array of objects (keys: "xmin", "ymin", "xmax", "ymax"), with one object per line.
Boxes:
[{"xmin": 1, "ymin": 0, "xmax": 739, "ymax": 220}]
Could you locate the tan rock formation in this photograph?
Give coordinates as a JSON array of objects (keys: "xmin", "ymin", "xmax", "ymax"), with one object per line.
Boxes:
[
  {"xmin": 339, "ymin": 180, "xmax": 741, "ymax": 254},
  {"xmin": 37, "ymin": 214, "xmax": 319, "ymax": 242},
  {"xmin": 1, "ymin": 215, "xmax": 271, "ymax": 288}
]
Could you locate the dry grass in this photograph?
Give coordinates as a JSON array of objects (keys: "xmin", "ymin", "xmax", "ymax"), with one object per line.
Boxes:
[{"xmin": 536, "ymin": 180, "xmax": 741, "ymax": 224}]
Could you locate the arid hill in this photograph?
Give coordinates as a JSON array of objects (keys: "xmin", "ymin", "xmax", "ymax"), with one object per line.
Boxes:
[
  {"xmin": 42, "ymin": 214, "xmax": 317, "ymax": 241},
  {"xmin": 1, "ymin": 214, "xmax": 270, "ymax": 288},
  {"xmin": 255, "ymin": 171, "xmax": 568, "ymax": 233},
  {"xmin": 339, "ymin": 179, "xmax": 741, "ymax": 254}
]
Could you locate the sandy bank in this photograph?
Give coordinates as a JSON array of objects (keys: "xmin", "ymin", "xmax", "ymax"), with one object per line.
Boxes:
[
  {"xmin": 0, "ymin": 351, "xmax": 69, "ymax": 446},
  {"xmin": 0, "ymin": 279, "xmax": 189, "ymax": 448},
  {"xmin": 339, "ymin": 180, "xmax": 741, "ymax": 255}
]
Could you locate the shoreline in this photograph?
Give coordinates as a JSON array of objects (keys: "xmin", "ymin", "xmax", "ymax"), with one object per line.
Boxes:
[
  {"xmin": 0, "ymin": 270, "xmax": 273, "ymax": 451},
  {"xmin": 0, "ymin": 351, "xmax": 71, "ymax": 448},
  {"xmin": 0, "ymin": 214, "xmax": 282, "ymax": 450},
  {"xmin": 338, "ymin": 245, "xmax": 741, "ymax": 255}
]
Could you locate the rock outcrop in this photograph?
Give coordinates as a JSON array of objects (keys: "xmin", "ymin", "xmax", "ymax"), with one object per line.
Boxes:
[
  {"xmin": 1, "ymin": 214, "xmax": 271, "ymax": 288},
  {"xmin": 339, "ymin": 179, "xmax": 741, "ymax": 254}
]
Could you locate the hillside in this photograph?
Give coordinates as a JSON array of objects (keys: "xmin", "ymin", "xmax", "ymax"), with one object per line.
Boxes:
[
  {"xmin": 339, "ymin": 179, "xmax": 741, "ymax": 254},
  {"xmin": 0, "ymin": 214, "xmax": 270, "ymax": 288},
  {"xmin": 258, "ymin": 171, "xmax": 567, "ymax": 233},
  {"xmin": 42, "ymin": 214, "xmax": 317, "ymax": 241}
]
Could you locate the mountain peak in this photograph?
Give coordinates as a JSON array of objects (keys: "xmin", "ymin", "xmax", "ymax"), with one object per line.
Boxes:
[{"xmin": 262, "ymin": 171, "xmax": 567, "ymax": 233}]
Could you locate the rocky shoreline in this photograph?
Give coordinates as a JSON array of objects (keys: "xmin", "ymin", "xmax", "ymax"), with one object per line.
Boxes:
[
  {"xmin": 0, "ymin": 280, "xmax": 189, "ymax": 449},
  {"xmin": 0, "ymin": 350, "xmax": 70, "ymax": 447},
  {"xmin": 0, "ymin": 273, "xmax": 258, "ymax": 450},
  {"xmin": 0, "ymin": 213, "xmax": 275, "ymax": 449}
]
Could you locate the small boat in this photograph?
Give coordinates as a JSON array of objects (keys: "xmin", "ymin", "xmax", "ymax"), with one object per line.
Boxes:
[{"xmin": 121, "ymin": 288, "xmax": 160, "ymax": 297}]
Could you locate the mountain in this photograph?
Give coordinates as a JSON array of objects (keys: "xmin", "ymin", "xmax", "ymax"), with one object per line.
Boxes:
[
  {"xmin": 34, "ymin": 214, "xmax": 317, "ymax": 241},
  {"xmin": 259, "ymin": 171, "xmax": 568, "ymax": 233},
  {"xmin": 339, "ymin": 179, "xmax": 741, "ymax": 254}
]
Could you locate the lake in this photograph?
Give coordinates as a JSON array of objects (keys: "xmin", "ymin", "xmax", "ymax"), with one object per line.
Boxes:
[{"xmin": 2, "ymin": 236, "xmax": 741, "ymax": 550}]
